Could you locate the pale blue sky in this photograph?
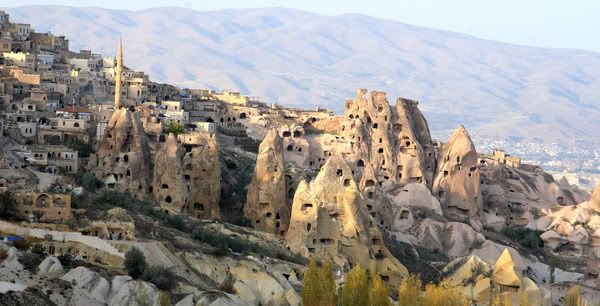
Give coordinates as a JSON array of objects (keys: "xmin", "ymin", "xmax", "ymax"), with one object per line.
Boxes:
[{"xmin": 2, "ymin": 0, "xmax": 599, "ymax": 52}]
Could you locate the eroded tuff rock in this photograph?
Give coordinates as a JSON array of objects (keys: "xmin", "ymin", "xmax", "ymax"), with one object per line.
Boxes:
[
  {"xmin": 433, "ymin": 125, "xmax": 482, "ymax": 219},
  {"xmin": 338, "ymin": 89, "xmax": 435, "ymax": 188},
  {"xmin": 590, "ymin": 183, "xmax": 600, "ymax": 212},
  {"xmin": 529, "ymin": 184, "xmax": 600, "ymax": 283},
  {"xmin": 108, "ymin": 275, "xmax": 163, "ymax": 306},
  {"xmin": 183, "ymin": 133, "xmax": 221, "ymax": 219},
  {"xmin": 285, "ymin": 155, "xmax": 408, "ymax": 286},
  {"xmin": 153, "ymin": 132, "xmax": 221, "ymax": 219},
  {"xmin": 379, "ymin": 183, "xmax": 444, "ymax": 236},
  {"xmin": 89, "ymin": 108, "xmax": 152, "ymax": 196},
  {"xmin": 153, "ymin": 133, "xmax": 187, "ymax": 212},
  {"xmin": 37, "ymin": 256, "xmax": 64, "ymax": 278},
  {"xmin": 415, "ymin": 218, "xmax": 485, "ymax": 257},
  {"xmin": 244, "ymin": 129, "xmax": 289, "ymax": 236},
  {"xmin": 479, "ymin": 159, "xmax": 590, "ymax": 227},
  {"xmin": 61, "ymin": 266, "xmax": 110, "ymax": 306},
  {"xmin": 183, "ymin": 252, "xmax": 301, "ymax": 306},
  {"xmin": 443, "ymin": 249, "xmax": 550, "ymax": 306},
  {"xmin": 60, "ymin": 266, "xmax": 164, "ymax": 306}
]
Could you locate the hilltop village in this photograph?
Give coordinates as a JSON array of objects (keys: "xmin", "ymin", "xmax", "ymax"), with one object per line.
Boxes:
[{"xmin": 0, "ymin": 10, "xmax": 598, "ymax": 306}]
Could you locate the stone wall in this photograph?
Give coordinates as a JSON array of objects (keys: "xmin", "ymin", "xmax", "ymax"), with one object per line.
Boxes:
[
  {"xmin": 0, "ymin": 220, "xmax": 124, "ymax": 266},
  {"xmin": 14, "ymin": 192, "xmax": 72, "ymax": 221}
]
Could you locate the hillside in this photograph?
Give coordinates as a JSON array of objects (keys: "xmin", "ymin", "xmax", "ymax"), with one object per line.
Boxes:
[{"xmin": 6, "ymin": 5, "xmax": 600, "ymax": 144}]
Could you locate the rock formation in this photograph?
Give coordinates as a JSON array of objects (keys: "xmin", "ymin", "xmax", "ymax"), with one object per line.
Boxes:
[
  {"xmin": 443, "ymin": 249, "xmax": 550, "ymax": 306},
  {"xmin": 59, "ymin": 266, "xmax": 164, "ymax": 306},
  {"xmin": 338, "ymin": 89, "xmax": 435, "ymax": 188},
  {"xmin": 529, "ymin": 183, "xmax": 600, "ymax": 282},
  {"xmin": 433, "ymin": 125, "xmax": 482, "ymax": 219},
  {"xmin": 285, "ymin": 155, "xmax": 408, "ymax": 285},
  {"xmin": 244, "ymin": 129, "xmax": 289, "ymax": 236},
  {"xmin": 61, "ymin": 266, "xmax": 111, "ymax": 306},
  {"xmin": 89, "ymin": 108, "xmax": 152, "ymax": 196},
  {"xmin": 183, "ymin": 252, "xmax": 301, "ymax": 306},
  {"xmin": 590, "ymin": 182, "xmax": 600, "ymax": 212},
  {"xmin": 153, "ymin": 132, "xmax": 221, "ymax": 219},
  {"xmin": 37, "ymin": 256, "xmax": 64, "ymax": 278},
  {"xmin": 182, "ymin": 133, "xmax": 221, "ymax": 219},
  {"xmin": 479, "ymin": 159, "xmax": 590, "ymax": 228},
  {"xmin": 176, "ymin": 292, "xmax": 245, "ymax": 306},
  {"xmin": 153, "ymin": 133, "xmax": 188, "ymax": 212}
]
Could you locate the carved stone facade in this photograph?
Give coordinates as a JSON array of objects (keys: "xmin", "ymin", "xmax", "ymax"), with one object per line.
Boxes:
[{"xmin": 14, "ymin": 192, "xmax": 71, "ymax": 221}]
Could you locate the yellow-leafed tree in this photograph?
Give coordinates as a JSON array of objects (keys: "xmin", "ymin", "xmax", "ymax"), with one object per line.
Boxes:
[
  {"xmin": 491, "ymin": 289, "xmax": 512, "ymax": 306},
  {"xmin": 423, "ymin": 281, "xmax": 469, "ymax": 306},
  {"xmin": 319, "ymin": 260, "xmax": 337, "ymax": 306},
  {"xmin": 301, "ymin": 258, "xmax": 337, "ymax": 306},
  {"xmin": 398, "ymin": 274, "xmax": 424, "ymax": 306},
  {"xmin": 340, "ymin": 264, "xmax": 369, "ymax": 306},
  {"xmin": 369, "ymin": 273, "xmax": 390, "ymax": 306},
  {"xmin": 564, "ymin": 286, "xmax": 584, "ymax": 306}
]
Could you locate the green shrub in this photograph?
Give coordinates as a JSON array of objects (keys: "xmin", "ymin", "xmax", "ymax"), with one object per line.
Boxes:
[
  {"xmin": 165, "ymin": 122, "xmax": 186, "ymax": 135},
  {"xmin": 20, "ymin": 252, "xmax": 43, "ymax": 272},
  {"xmin": 30, "ymin": 244, "xmax": 46, "ymax": 256},
  {"xmin": 502, "ymin": 225, "xmax": 544, "ymax": 251},
  {"xmin": 79, "ymin": 172, "xmax": 104, "ymax": 192},
  {"xmin": 0, "ymin": 191, "xmax": 16, "ymax": 220},
  {"xmin": 191, "ymin": 226, "xmax": 306, "ymax": 265},
  {"xmin": 142, "ymin": 266, "xmax": 177, "ymax": 291},
  {"xmin": 124, "ymin": 247, "xmax": 147, "ymax": 279}
]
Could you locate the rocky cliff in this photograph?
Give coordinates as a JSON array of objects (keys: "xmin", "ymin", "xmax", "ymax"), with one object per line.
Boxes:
[
  {"xmin": 285, "ymin": 155, "xmax": 408, "ymax": 285},
  {"xmin": 244, "ymin": 129, "xmax": 289, "ymax": 236}
]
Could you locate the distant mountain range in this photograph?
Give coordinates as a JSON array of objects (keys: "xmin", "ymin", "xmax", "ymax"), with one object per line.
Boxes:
[{"xmin": 6, "ymin": 5, "xmax": 600, "ymax": 143}]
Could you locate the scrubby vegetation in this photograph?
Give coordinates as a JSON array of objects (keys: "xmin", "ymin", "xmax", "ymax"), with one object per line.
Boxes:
[
  {"xmin": 142, "ymin": 266, "xmax": 177, "ymax": 291},
  {"xmin": 501, "ymin": 225, "xmax": 544, "ymax": 252},
  {"xmin": 123, "ymin": 247, "xmax": 178, "ymax": 291},
  {"xmin": 124, "ymin": 247, "xmax": 147, "ymax": 279},
  {"xmin": 219, "ymin": 152, "xmax": 255, "ymax": 225},
  {"xmin": 19, "ymin": 252, "xmax": 44, "ymax": 273},
  {"xmin": 75, "ymin": 172, "xmax": 104, "ymax": 193},
  {"xmin": 191, "ymin": 225, "xmax": 306, "ymax": 264},
  {"xmin": 165, "ymin": 122, "xmax": 186, "ymax": 135},
  {"xmin": 0, "ymin": 191, "xmax": 16, "ymax": 220},
  {"xmin": 73, "ymin": 189, "xmax": 306, "ymax": 265}
]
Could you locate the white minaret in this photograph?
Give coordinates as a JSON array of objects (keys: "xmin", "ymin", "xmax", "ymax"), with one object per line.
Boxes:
[{"xmin": 114, "ymin": 38, "xmax": 123, "ymax": 109}]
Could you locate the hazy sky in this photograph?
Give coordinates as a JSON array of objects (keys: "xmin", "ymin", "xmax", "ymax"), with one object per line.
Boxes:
[{"xmin": 2, "ymin": 0, "xmax": 599, "ymax": 52}]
